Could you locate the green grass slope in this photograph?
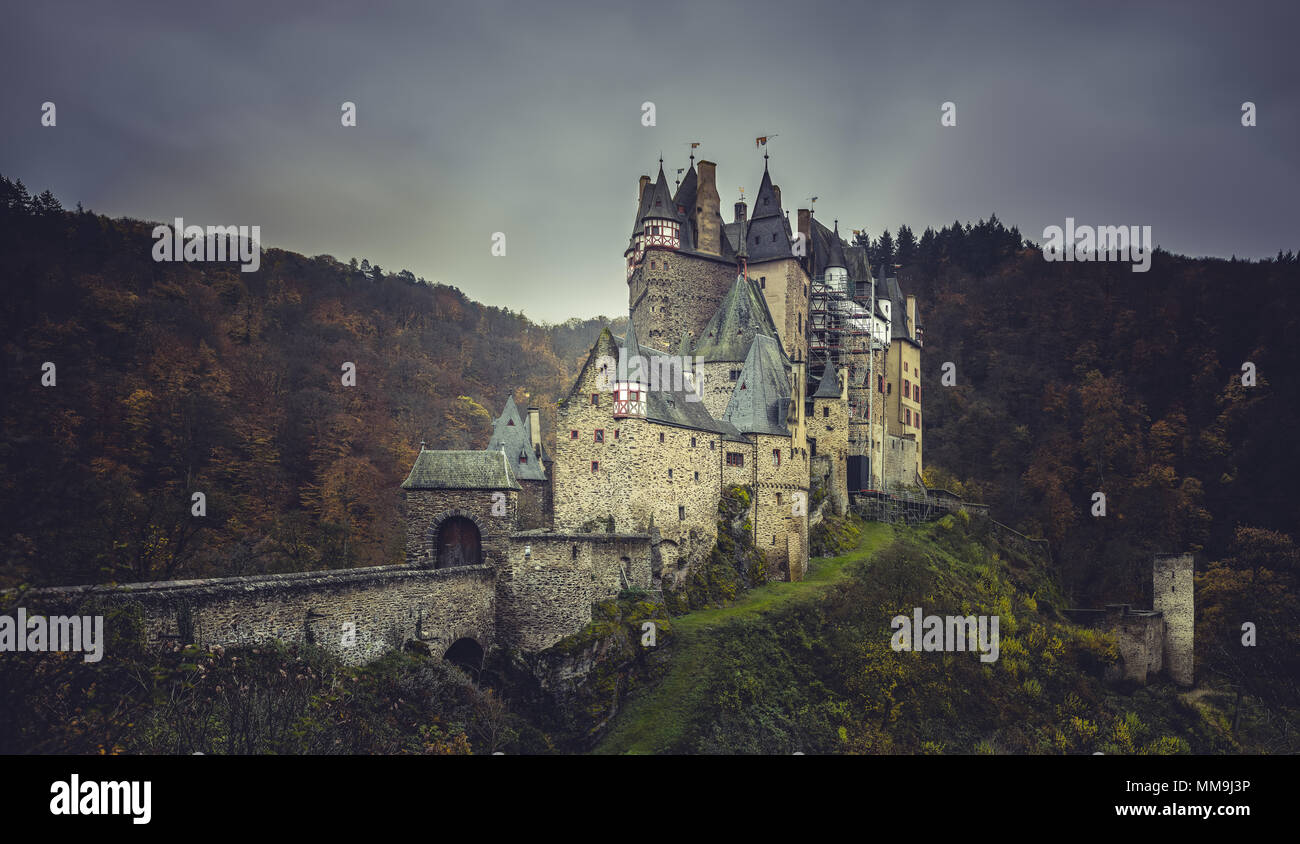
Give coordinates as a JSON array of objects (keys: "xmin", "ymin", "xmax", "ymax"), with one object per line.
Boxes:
[{"xmin": 594, "ymin": 515, "xmax": 1233, "ymax": 755}]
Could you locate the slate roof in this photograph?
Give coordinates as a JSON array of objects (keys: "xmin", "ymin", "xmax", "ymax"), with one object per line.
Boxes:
[
  {"xmin": 401, "ymin": 449, "xmax": 521, "ymax": 490},
  {"xmin": 694, "ymin": 274, "xmax": 786, "ymax": 364},
  {"xmin": 673, "ymin": 164, "xmax": 697, "ymax": 219},
  {"xmin": 880, "ymin": 276, "xmax": 920, "ymax": 343},
  {"xmin": 724, "ymin": 221, "xmax": 743, "ymax": 253},
  {"xmin": 486, "ymin": 396, "xmax": 546, "ymax": 481},
  {"xmin": 724, "ymin": 334, "xmax": 793, "ymax": 437},
  {"xmin": 643, "ymin": 166, "xmax": 678, "ymax": 220},
  {"xmin": 628, "ymin": 175, "xmax": 653, "ymax": 243},
  {"xmin": 812, "ymin": 359, "xmax": 842, "ymax": 399},
  {"xmin": 740, "ymin": 165, "xmax": 797, "ymax": 263},
  {"xmin": 614, "ymin": 332, "xmax": 747, "ymax": 441}
]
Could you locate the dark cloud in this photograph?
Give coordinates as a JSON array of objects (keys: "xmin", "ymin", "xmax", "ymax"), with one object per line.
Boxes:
[{"xmin": 2, "ymin": 0, "xmax": 1296, "ymax": 321}]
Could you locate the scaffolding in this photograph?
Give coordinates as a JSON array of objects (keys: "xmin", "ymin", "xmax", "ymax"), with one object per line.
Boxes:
[
  {"xmin": 809, "ymin": 272, "xmax": 888, "ymax": 477},
  {"xmin": 852, "ymin": 489, "xmax": 939, "ymax": 525}
]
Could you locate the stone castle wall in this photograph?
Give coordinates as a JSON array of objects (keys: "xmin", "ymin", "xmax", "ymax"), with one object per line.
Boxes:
[
  {"xmin": 748, "ymin": 258, "xmax": 810, "ymax": 364},
  {"xmin": 501, "ymin": 533, "xmax": 653, "ymax": 651},
  {"xmin": 554, "ymin": 333, "xmax": 724, "ymax": 582},
  {"xmin": 26, "ymin": 564, "xmax": 498, "ymax": 666},
  {"xmin": 751, "ymin": 432, "xmax": 809, "ymax": 581},
  {"xmin": 629, "ymin": 250, "xmax": 737, "ymax": 352}
]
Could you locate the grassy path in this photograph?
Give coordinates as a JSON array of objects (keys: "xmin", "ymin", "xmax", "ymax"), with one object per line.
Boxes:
[{"xmin": 592, "ymin": 521, "xmax": 895, "ymax": 755}]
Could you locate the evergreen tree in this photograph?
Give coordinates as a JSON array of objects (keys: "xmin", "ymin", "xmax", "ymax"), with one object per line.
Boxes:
[{"xmin": 895, "ymin": 224, "xmax": 916, "ymax": 267}]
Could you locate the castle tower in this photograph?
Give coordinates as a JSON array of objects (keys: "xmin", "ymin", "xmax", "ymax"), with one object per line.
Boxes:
[
  {"xmin": 744, "ymin": 161, "xmax": 810, "ymax": 366},
  {"xmin": 628, "ymin": 162, "xmax": 738, "ymax": 350},
  {"xmin": 1152, "ymin": 553, "xmax": 1195, "ymax": 686},
  {"xmin": 810, "ymin": 359, "xmax": 849, "ymax": 515}
]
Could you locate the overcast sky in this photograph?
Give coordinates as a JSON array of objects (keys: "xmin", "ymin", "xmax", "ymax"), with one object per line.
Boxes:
[{"xmin": 2, "ymin": 0, "xmax": 1296, "ymax": 323}]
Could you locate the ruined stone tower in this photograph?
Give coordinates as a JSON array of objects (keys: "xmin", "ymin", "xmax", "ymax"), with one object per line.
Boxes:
[{"xmin": 1152, "ymin": 552, "xmax": 1195, "ymax": 686}]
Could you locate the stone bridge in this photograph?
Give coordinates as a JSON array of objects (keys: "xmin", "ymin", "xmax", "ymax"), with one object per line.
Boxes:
[{"xmin": 23, "ymin": 563, "xmax": 498, "ymax": 667}]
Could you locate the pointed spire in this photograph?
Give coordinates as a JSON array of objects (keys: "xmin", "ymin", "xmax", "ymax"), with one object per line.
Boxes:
[
  {"xmin": 827, "ymin": 220, "xmax": 848, "ymax": 270},
  {"xmin": 643, "ymin": 164, "xmax": 677, "ymax": 221},
  {"xmin": 694, "ymin": 275, "xmax": 785, "ymax": 363},
  {"xmin": 813, "ymin": 357, "xmax": 841, "ymax": 398},
  {"xmin": 751, "ymin": 166, "xmax": 781, "ymax": 219}
]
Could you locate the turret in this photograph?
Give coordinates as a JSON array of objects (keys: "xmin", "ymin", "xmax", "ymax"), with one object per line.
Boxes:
[
  {"xmin": 640, "ymin": 166, "xmax": 681, "ymax": 251},
  {"xmin": 614, "ymin": 320, "xmax": 648, "ymax": 419}
]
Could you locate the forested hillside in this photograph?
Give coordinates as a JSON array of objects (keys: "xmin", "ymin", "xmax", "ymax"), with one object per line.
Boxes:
[
  {"xmin": 3, "ymin": 179, "xmax": 1296, "ymax": 718},
  {"xmin": 0, "ymin": 176, "xmax": 620, "ymax": 586},
  {"xmin": 857, "ymin": 221, "xmax": 1299, "ymax": 604}
]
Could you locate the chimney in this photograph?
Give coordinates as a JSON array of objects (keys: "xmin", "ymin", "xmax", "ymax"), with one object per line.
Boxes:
[
  {"xmin": 637, "ymin": 175, "xmax": 650, "ymax": 207},
  {"xmin": 695, "ymin": 160, "xmax": 722, "ymax": 256},
  {"xmin": 905, "ymin": 295, "xmax": 917, "ymax": 341},
  {"xmin": 527, "ymin": 406, "xmax": 542, "ymax": 455},
  {"xmin": 797, "ymin": 208, "xmax": 811, "ymax": 245},
  {"xmin": 734, "ymin": 199, "xmax": 747, "ymax": 226},
  {"xmin": 772, "ymin": 185, "xmax": 782, "ymax": 210}
]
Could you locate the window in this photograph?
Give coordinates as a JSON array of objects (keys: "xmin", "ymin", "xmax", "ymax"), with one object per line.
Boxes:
[
  {"xmin": 591, "ymin": 393, "xmax": 599, "ymax": 406},
  {"xmin": 594, "ymin": 429, "xmax": 604, "ymax": 443},
  {"xmin": 822, "ymin": 406, "xmax": 829, "ymax": 418},
  {"xmin": 694, "ymin": 471, "xmax": 699, "ymax": 481},
  {"xmin": 668, "ymin": 469, "xmax": 673, "ymax": 478},
  {"xmin": 904, "ymin": 380, "xmax": 910, "ymax": 399},
  {"xmin": 772, "ymin": 449, "xmax": 781, "ymax": 467},
  {"xmin": 507, "ymin": 418, "xmax": 515, "ymax": 426},
  {"xmin": 570, "ymin": 430, "xmax": 578, "ymax": 439},
  {"xmin": 729, "ymin": 369, "xmax": 741, "ymax": 381},
  {"xmin": 614, "ymin": 429, "xmax": 620, "ymax": 439},
  {"xmin": 659, "ymin": 432, "xmax": 665, "ymax": 443},
  {"xmin": 760, "ymin": 276, "xmax": 766, "ymax": 289},
  {"xmin": 916, "ymin": 411, "xmax": 921, "ymax": 427},
  {"xmin": 591, "ymin": 461, "xmax": 599, "ymax": 472},
  {"xmin": 916, "ymin": 385, "xmax": 920, "ymax": 404},
  {"xmin": 519, "ymin": 452, "xmax": 527, "ymax": 464},
  {"xmin": 726, "ymin": 452, "xmax": 744, "ymax": 467},
  {"xmin": 690, "ymin": 437, "xmax": 696, "ymax": 447},
  {"xmin": 905, "ymin": 408, "xmax": 911, "ymax": 426},
  {"xmin": 776, "ymin": 493, "xmax": 783, "ymax": 505},
  {"xmin": 710, "ymin": 440, "xmax": 715, "ymax": 450},
  {"xmin": 772, "ymin": 535, "xmax": 777, "ymax": 546},
  {"xmin": 887, "ymin": 383, "xmax": 892, "ymax": 395},
  {"xmin": 679, "ymin": 506, "xmax": 686, "ymax": 521},
  {"xmin": 904, "ymin": 361, "xmax": 908, "ymax": 373},
  {"xmin": 572, "ymin": 545, "xmax": 578, "ymax": 560}
]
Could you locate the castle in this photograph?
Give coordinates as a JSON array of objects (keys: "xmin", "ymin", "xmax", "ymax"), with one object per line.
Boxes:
[
  {"xmin": 401, "ymin": 153, "xmax": 926, "ymax": 652},
  {"xmin": 18, "ymin": 156, "xmax": 1195, "ymax": 688}
]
